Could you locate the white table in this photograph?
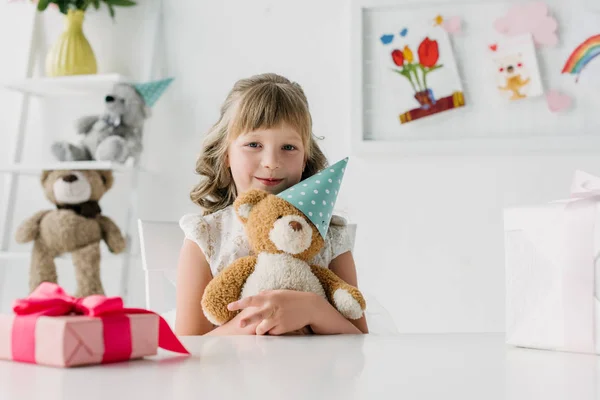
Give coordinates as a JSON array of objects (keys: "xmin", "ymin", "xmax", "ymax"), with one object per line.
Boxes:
[{"xmin": 0, "ymin": 333, "xmax": 598, "ymax": 400}]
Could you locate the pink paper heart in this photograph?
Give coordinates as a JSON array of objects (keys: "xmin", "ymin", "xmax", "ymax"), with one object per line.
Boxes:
[
  {"xmin": 546, "ymin": 90, "xmax": 572, "ymax": 113},
  {"xmin": 442, "ymin": 16, "xmax": 461, "ymax": 34}
]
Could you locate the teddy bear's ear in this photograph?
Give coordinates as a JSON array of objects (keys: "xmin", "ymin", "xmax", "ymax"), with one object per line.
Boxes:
[
  {"xmin": 40, "ymin": 170, "xmax": 51, "ymax": 185},
  {"xmin": 234, "ymin": 189, "xmax": 270, "ymax": 223},
  {"xmin": 98, "ymin": 170, "xmax": 114, "ymax": 190}
]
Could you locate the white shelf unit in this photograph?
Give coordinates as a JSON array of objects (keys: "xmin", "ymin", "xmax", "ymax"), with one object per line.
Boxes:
[
  {"xmin": 0, "ymin": 1, "xmax": 166, "ymax": 311},
  {"xmin": 0, "ymin": 73, "xmax": 142, "ymax": 307},
  {"xmin": 0, "ymin": 73, "xmax": 129, "ymax": 97},
  {"xmin": 0, "ymin": 249, "xmax": 123, "ymax": 262},
  {"xmin": 0, "ymin": 160, "xmax": 140, "ymax": 175}
]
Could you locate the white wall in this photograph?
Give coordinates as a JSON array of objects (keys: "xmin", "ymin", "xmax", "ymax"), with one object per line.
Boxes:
[{"xmin": 1, "ymin": 0, "xmax": 599, "ymax": 333}]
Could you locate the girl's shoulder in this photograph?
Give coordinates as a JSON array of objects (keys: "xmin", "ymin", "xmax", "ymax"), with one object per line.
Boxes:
[
  {"xmin": 179, "ymin": 206, "xmax": 249, "ymax": 276},
  {"xmin": 311, "ymin": 214, "xmax": 353, "ymax": 268},
  {"xmin": 179, "ymin": 206, "xmax": 233, "ymax": 234},
  {"xmin": 179, "ymin": 206, "xmax": 237, "ymax": 255}
]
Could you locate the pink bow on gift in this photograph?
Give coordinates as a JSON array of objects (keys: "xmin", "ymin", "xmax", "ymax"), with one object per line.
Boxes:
[
  {"xmin": 13, "ymin": 283, "xmax": 126, "ymax": 317},
  {"xmin": 12, "ymin": 283, "xmax": 189, "ymax": 363}
]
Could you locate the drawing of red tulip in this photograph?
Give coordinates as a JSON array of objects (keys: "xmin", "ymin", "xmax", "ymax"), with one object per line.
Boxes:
[
  {"xmin": 418, "ymin": 38, "xmax": 439, "ymax": 67},
  {"xmin": 414, "ymin": 37, "xmax": 443, "ymax": 105},
  {"xmin": 391, "ymin": 49, "xmax": 405, "ymax": 66}
]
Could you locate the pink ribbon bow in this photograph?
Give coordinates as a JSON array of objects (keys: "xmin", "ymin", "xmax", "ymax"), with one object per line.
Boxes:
[{"xmin": 11, "ymin": 282, "xmax": 189, "ymax": 364}]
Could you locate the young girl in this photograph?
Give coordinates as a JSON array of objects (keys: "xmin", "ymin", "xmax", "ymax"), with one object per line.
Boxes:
[{"xmin": 176, "ymin": 73, "xmax": 368, "ymax": 336}]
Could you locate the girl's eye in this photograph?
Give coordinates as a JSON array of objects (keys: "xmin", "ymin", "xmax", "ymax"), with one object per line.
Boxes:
[
  {"xmin": 282, "ymin": 144, "xmax": 296, "ymax": 151},
  {"xmin": 247, "ymin": 142, "xmax": 260, "ymax": 148}
]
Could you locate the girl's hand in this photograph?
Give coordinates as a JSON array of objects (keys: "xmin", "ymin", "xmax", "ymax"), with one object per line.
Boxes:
[
  {"xmin": 205, "ymin": 306, "xmax": 263, "ymax": 336},
  {"xmin": 227, "ymin": 290, "xmax": 316, "ymax": 335}
]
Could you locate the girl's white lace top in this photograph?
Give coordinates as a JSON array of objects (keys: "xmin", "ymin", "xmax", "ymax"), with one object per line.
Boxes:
[{"xmin": 179, "ymin": 205, "xmax": 352, "ymax": 277}]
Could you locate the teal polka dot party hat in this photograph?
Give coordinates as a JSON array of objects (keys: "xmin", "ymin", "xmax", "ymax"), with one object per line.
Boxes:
[
  {"xmin": 277, "ymin": 157, "xmax": 349, "ymax": 238},
  {"xmin": 132, "ymin": 77, "xmax": 174, "ymax": 107}
]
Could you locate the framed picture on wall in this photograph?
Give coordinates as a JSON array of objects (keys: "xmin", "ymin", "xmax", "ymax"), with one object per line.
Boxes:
[
  {"xmin": 379, "ymin": 19, "xmax": 466, "ymax": 125},
  {"xmin": 351, "ymin": 0, "xmax": 600, "ymax": 155}
]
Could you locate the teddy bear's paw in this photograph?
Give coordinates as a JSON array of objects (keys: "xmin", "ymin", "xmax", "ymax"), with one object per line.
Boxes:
[
  {"xmin": 95, "ymin": 136, "xmax": 129, "ymax": 163},
  {"xmin": 333, "ymin": 288, "xmax": 364, "ymax": 320},
  {"xmin": 75, "ymin": 284, "xmax": 105, "ymax": 298},
  {"xmin": 203, "ymin": 310, "xmax": 226, "ymax": 327},
  {"xmin": 107, "ymin": 235, "xmax": 127, "ymax": 254}
]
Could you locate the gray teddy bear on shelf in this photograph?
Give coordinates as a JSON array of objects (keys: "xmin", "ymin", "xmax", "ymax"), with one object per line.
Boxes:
[{"xmin": 51, "ymin": 78, "xmax": 173, "ymax": 165}]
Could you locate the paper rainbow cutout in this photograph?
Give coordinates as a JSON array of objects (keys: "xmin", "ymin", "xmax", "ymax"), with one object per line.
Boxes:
[{"xmin": 562, "ymin": 34, "xmax": 600, "ymax": 81}]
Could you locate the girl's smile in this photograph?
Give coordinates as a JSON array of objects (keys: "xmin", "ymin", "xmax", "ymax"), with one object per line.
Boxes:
[{"xmin": 255, "ymin": 177, "xmax": 285, "ymax": 187}]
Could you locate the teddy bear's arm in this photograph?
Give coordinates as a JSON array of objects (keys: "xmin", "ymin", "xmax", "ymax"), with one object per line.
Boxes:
[
  {"xmin": 14, "ymin": 210, "xmax": 51, "ymax": 243},
  {"xmin": 97, "ymin": 216, "xmax": 127, "ymax": 254},
  {"xmin": 309, "ymin": 265, "xmax": 366, "ymax": 320},
  {"xmin": 75, "ymin": 115, "xmax": 100, "ymax": 135},
  {"xmin": 201, "ymin": 256, "xmax": 257, "ymax": 326}
]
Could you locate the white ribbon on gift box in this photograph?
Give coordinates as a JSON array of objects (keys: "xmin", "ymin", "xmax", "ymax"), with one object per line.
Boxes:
[{"xmin": 552, "ymin": 170, "xmax": 600, "ymax": 353}]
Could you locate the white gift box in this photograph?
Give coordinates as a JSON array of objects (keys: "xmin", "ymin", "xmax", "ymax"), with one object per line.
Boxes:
[{"xmin": 504, "ymin": 171, "xmax": 600, "ymax": 355}]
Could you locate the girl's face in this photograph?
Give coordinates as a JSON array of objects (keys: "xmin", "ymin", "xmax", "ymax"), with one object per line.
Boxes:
[{"xmin": 227, "ymin": 122, "xmax": 306, "ymax": 196}]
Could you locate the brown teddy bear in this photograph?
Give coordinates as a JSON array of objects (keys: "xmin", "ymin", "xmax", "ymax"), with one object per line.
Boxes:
[
  {"xmin": 201, "ymin": 188, "xmax": 366, "ymax": 327},
  {"xmin": 14, "ymin": 170, "xmax": 126, "ymax": 297}
]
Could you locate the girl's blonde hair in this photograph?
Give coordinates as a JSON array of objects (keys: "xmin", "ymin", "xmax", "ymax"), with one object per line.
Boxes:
[{"xmin": 190, "ymin": 73, "xmax": 328, "ymax": 215}]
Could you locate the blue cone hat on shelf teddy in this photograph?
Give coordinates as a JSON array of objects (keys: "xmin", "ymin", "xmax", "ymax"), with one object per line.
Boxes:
[{"xmin": 51, "ymin": 78, "xmax": 174, "ymax": 165}]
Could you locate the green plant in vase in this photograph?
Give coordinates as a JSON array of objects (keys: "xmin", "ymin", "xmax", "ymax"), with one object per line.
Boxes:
[{"xmin": 34, "ymin": 0, "xmax": 137, "ymax": 77}]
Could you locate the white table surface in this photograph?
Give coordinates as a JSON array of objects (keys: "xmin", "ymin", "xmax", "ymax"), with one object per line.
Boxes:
[{"xmin": 0, "ymin": 333, "xmax": 598, "ymax": 400}]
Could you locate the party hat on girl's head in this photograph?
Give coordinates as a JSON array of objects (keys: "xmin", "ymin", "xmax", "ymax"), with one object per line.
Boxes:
[
  {"xmin": 277, "ymin": 157, "xmax": 349, "ymax": 238},
  {"xmin": 132, "ymin": 77, "xmax": 174, "ymax": 107}
]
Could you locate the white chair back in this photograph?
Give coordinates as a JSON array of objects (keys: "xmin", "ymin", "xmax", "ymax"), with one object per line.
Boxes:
[
  {"xmin": 138, "ymin": 220, "xmax": 182, "ymax": 313},
  {"xmin": 138, "ymin": 219, "xmax": 397, "ymax": 333}
]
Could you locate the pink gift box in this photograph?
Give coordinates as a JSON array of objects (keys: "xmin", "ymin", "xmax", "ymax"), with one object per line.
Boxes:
[
  {"xmin": 0, "ymin": 282, "xmax": 189, "ymax": 368},
  {"xmin": 0, "ymin": 313, "xmax": 159, "ymax": 367}
]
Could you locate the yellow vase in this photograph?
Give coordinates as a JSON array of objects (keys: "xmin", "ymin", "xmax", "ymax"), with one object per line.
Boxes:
[{"xmin": 45, "ymin": 10, "xmax": 97, "ymax": 77}]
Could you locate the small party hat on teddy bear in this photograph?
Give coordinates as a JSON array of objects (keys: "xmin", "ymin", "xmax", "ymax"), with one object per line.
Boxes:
[
  {"xmin": 132, "ymin": 77, "xmax": 174, "ymax": 107},
  {"xmin": 277, "ymin": 157, "xmax": 349, "ymax": 238}
]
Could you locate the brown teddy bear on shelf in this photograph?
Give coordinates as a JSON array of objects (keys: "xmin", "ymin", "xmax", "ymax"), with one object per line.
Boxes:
[
  {"xmin": 14, "ymin": 170, "xmax": 126, "ymax": 297},
  {"xmin": 201, "ymin": 188, "xmax": 366, "ymax": 327}
]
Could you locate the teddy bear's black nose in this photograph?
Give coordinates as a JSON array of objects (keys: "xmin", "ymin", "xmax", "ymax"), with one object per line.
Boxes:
[
  {"xmin": 507, "ymin": 65, "xmax": 514, "ymax": 73},
  {"xmin": 105, "ymin": 95, "xmax": 115, "ymax": 103},
  {"xmin": 62, "ymin": 174, "xmax": 78, "ymax": 183},
  {"xmin": 289, "ymin": 221, "xmax": 302, "ymax": 232}
]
